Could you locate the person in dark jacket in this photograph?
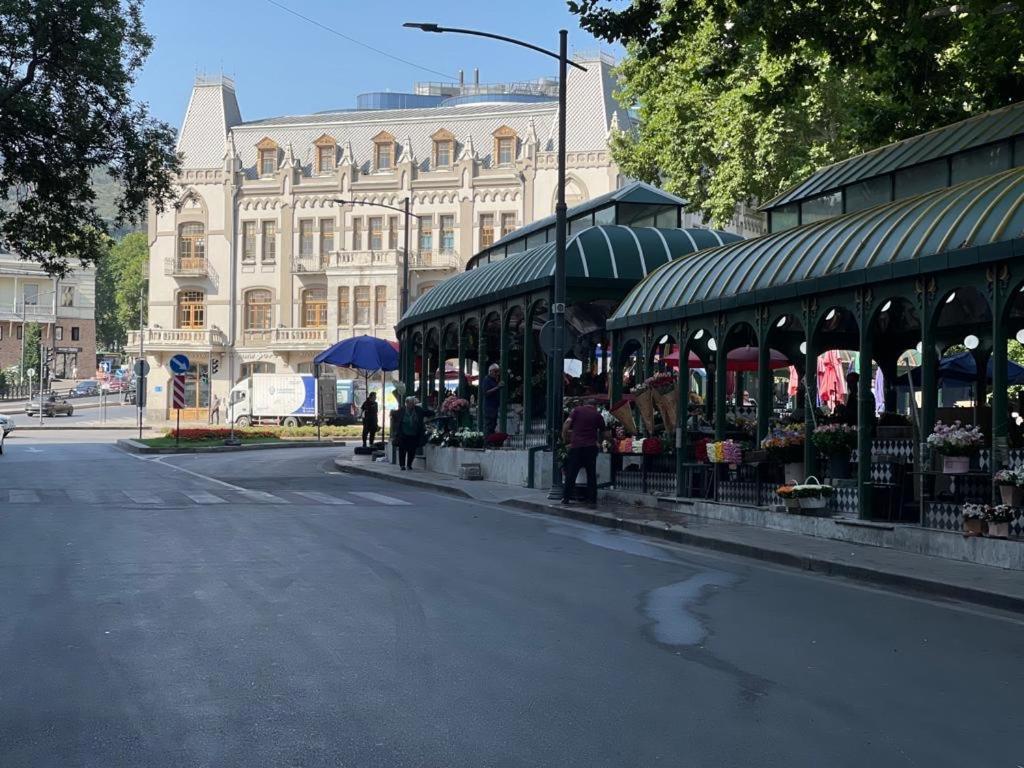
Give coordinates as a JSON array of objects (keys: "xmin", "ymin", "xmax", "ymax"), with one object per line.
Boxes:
[
  {"xmin": 360, "ymin": 391, "xmax": 379, "ymax": 447},
  {"xmin": 396, "ymin": 396, "xmax": 426, "ymax": 470}
]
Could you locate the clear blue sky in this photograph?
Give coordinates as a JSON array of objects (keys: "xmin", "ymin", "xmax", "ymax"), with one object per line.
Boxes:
[{"xmin": 134, "ymin": 0, "xmax": 622, "ymax": 128}]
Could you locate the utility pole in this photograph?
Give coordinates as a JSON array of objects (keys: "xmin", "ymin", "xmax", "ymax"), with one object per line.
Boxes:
[
  {"xmin": 38, "ymin": 333, "xmax": 44, "ymax": 426},
  {"xmin": 138, "ymin": 284, "xmax": 145, "ymax": 440}
]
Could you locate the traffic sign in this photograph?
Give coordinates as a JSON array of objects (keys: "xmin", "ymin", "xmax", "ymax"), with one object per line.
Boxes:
[
  {"xmin": 539, "ymin": 320, "xmax": 579, "ymax": 357},
  {"xmin": 169, "ymin": 354, "xmax": 190, "ymax": 375},
  {"xmin": 114, "ymin": 369, "xmax": 125, "ymax": 379},
  {"xmin": 133, "ymin": 359, "xmax": 150, "ymax": 378},
  {"xmin": 100, "ymin": 361, "xmax": 111, "ymax": 374},
  {"xmin": 171, "ymin": 374, "xmax": 186, "ymax": 409}
]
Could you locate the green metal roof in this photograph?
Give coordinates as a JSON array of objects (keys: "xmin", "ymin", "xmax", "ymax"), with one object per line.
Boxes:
[
  {"xmin": 762, "ymin": 101, "xmax": 1024, "ymax": 210},
  {"xmin": 477, "ymin": 181, "xmax": 686, "ymax": 255},
  {"xmin": 398, "ymin": 225, "xmax": 741, "ymax": 330},
  {"xmin": 609, "ymin": 166, "xmax": 1024, "ymax": 330}
]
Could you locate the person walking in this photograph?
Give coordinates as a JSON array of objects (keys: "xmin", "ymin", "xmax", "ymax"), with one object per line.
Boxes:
[
  {"xmin": 396, "ymin": 396, "xmax": 426, "ymax": 470},
  {"xmin": 481, "ymin": 363, "xmax": 503, "ymax": 435},
  {"xmin": 361, "ymin": 391, "xmax": 380, "ymax": 448},
  {"xmin": 560, "ymin": 399, "xmax": 606, "ymax": 507},
  {"xmin": 209, "ymin": 394, "xmax": 221, "ymax": 425}
]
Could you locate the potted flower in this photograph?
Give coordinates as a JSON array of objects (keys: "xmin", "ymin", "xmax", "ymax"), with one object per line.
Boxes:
[
  {"xmin": 485, "ymin": 432, "xmax": 508, "ymax": 449},
  {"xmin": 456, "ymin": 429, "xmax": 485, "ymax": 449},
  {"xmin": 707, "ymin": 440, "xmax": 743, "ymax": 467},
  {"xmin": 776, "ymin": 484, "xmax": 799, "ymax": 511},
  {"xmin": 811, "ymin": 424, "xmax": 857, "ymax": 479},
  {"xmin": 961, "ymin": 503, "xmax": 987, "ymax": 535},
  {"xmin": 993, "ymin": 468, "xmax": 1024, "ymax": 506},
  {"xmin": 791, "ymin": 477, "xmax": 834, "ymax": 513},
  {"xmin": 761, "ymin": 426, "xmax": 805, "ymax": 482},
  {"xmin": 926, "ymin": 421, "xmax": 985, "ymax": 474},
  {"xmin": 985, "ymin": 505, "xmax": 1016, "ymax": 538}
]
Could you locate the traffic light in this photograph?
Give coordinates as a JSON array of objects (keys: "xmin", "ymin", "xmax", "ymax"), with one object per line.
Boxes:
[{"xmin": 211, "ymin": 358, "xmax": 220, "ymax": 375}]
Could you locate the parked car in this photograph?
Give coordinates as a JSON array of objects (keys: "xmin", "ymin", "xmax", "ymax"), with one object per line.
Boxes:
[
  {"xmin": 70, "ymin": 380, "xmax": 99, "ymax": 398},
  {"xmin": 0, "ymin": 414, "xmax": 13, "ymax": 436},
  {"xmin": 101, "ymin": 378, "xmax": 130, "ymax": 393},
  {"xmin": 25, "ymin": 394, "xmax": 74, "ymax": 417}
]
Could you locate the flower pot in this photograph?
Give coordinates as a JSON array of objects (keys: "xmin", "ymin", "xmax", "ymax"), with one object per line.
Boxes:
[
  {"xmin": 986, "ymin": 521, "xmax": 1010, "ymax": 538},
  {"xmin": 963, "ymin": 518, "xmax": 985, "ymax": 535},
  {"xmin": 827, "ymin": 453, "xmax": 851, "ymax": 480},
  {"xmin": 942, "ymin": 455, "xmax": 970, "ymax": 474},
  {"xmin": 998, "ymin": 485, "xmax": 1024, "ymax": 507},
  {"xmin": 784, "ymin": 462, "xmax": 806, "ymax": 484}
]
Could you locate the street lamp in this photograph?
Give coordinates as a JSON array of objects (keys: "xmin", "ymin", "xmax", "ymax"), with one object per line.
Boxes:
[
  {"xmin": 404, "ymin": 22, "xmax": 586, "ymax": 499},
  {"xmin": 333, "ymin": 197, "xmax": 421, "ymax": 317}
]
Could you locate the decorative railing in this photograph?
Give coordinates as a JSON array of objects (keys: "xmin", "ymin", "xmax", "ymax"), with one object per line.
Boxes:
[
  {"xmin": 291, "ymin": 255, "xmax": 329, "ymax": 273},
  {"xmin": 0, "ymin": 303, "xmax": 56, "ymax": 322},
  {"xmin": 165, "ymin": 256, "xmax": 213, "ymax": 278},
  {"xmin": 242, "ymin": 327, "xmax": 328, "ymax": 348},
  {"xmin": 127, "ymin": 328, "xmax": 227, "ymax": 347},
  {"xmin": 409, "ymin": 250, "xmax": 460, "ymax": 269},
  {"xmin": 326, "ymin": 249, "xmax": 460, "ymax": 270}
]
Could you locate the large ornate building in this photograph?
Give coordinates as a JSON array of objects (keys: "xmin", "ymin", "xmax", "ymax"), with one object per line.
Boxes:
[{"xmin": 136, "ymin": 56, "xmax": 760, "ymax": 421}]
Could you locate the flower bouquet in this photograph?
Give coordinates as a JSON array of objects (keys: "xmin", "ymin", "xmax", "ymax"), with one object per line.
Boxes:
[
  {"xmin": 761, "ymin": 425, "xmax": 805, "ymax": 481},
  {"xmin": 706, "ymin": 440, "xmax": 743, "ymax": 466},
  {"xmin": 484, "ymin": 432, "xmax": 508, "ymax": 448},
  {"xmin": 993, "ymin": 468, "xmax": 1024, "ymax": 506},
  {"xmin": 440, "ymin": 395, "xmax": 470, "ymax": 416},
  {"xmin": 632, "ymin": 389, "xmax": 657, "ymax": 434},
  {"xmin": 927, "ymin": 421, "xmax": 984, "ymax": 473},
  {"xmin": 610, "ymin": 398, "xmax": 638, "ymax": 436},
  {"xmin": 455, "ymin": 429, "xmax": 485, "ymax": 449},
  {"xmin": 642, "ymin": 437, "xmax": 663, "ymax": 456},
  {"xmin": 811, "ymin": 424, "xmax": 857, "ymax": 455}
]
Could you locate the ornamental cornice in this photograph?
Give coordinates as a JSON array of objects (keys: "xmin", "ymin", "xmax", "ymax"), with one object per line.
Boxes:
[
  {"xmin": 175, "ymin": 169, "xmax": 225, "ymax": 184},
  {"xmin": 536, "ymin": 150, "xmax": 610, "ymax": 169}
]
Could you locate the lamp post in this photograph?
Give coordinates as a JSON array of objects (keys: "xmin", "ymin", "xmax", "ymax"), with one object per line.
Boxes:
[
  {"xmin": 404, "ymin": 23, "xmax": 585, "ymax": 498},
  {"xmin": 333, "ymin": 197, "xmax": 421, "ymax": 317}
]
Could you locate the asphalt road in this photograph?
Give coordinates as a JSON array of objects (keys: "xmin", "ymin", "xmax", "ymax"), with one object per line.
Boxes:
[
  {"xmin": 5, "ymin": 402, "xmax": 138, "ymax": 428},
  {"xmin": 0, "ymin": 434, "xmax": 1020, "ymax": 767}
]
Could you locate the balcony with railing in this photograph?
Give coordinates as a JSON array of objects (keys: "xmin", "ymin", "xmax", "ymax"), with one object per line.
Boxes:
[
  {"xmin": 0, "ymin": 302, "xmax": 56, "ymax": 323},
  {"xmin": 165, "ymin": 256, "xmax": 215, "ymax": 279},
  {"xmin": 291, "ymin": 254, "xmax": 329, "ymax": 274},
  {"xmin": 327, "ymin": 250, "xmax": 401, "ymax": 269},
  {"xmin": 127, "ymin": 327, "xmax": 228, "ymax": 350},
  {"xmin": 408, "ymin": 250, "xmax": 460, "ymax": 270},
  {"xmin": 241, "ymin": 327, "xmax": 328, "ymax": 349}
]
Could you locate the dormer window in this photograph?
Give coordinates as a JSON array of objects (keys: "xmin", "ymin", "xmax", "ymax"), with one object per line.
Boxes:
[
  {"xmin": 314, "ymin": 134, "xmax": 336, "ymax": 174},
  {"xmin": 372, "ymin": 131, "xmax": 395, "ymax": 171},
  {"xmin": 432, "ymin": 128, "xmax": 454, "ymax": 169},
  {"xmin": 257, "ymin": 137, "xmax": 278, "ymax": 177},
  {"xmin": 493, "ymin": 126, "xmax": 517, "ymax": 167}
]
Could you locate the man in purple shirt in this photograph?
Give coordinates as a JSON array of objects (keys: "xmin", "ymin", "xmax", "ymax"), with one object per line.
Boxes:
[{"xmin": 560, "ymin": 400, "xmax": 606, "ymax": 506}]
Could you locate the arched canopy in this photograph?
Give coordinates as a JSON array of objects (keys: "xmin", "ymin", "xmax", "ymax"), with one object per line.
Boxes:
[
  {"xmin": 609, "ymin": 167, "xmax": 1024, "ymax": 329},
  {"xmin": 397, "ymin": 225, "xmax": 740, "ymax": 331}
]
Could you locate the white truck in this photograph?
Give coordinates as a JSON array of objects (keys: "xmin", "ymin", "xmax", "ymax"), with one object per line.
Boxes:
[{"xmin": 226, "ymin": 373, "xmax": 338, "ymax": 427}]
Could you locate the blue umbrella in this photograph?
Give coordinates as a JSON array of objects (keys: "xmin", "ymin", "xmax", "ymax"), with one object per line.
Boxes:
[
  {"xmin": 314, "ymin": 334, "xmax": 399, "ymax": 371},
  {"xmin": 903, "ymin": 351, "xmax": 1024, "ymax": 386},
  {"xmin": 315, "ymin": 335, "xmax": 400, "ymax": 445}
]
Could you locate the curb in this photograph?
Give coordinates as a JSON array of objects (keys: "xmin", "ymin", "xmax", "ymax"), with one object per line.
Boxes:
[
  {"xmin": 13, "ymin": 425, "xmax": 151, "ymax": 431},
  {"xmin": 334, "ymin": 458, "xmax": 1024, "ymax": 615},
  {"xmin": 118, "ymin": 438, "xmax": 348, "ymax": 455}
]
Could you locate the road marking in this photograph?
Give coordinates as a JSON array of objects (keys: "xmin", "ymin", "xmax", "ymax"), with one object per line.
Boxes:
[
  {"xmin": 239, "ymin": 490, "xmax": 287, "ymax": 504},
  {"xmin": 136, "ymin": 455, "xmax": 249, "ymax": 492},
  {"xmin": 122, "ymin": 490, "xmax": 164, "ymax": 504},
  {"xmin": 8, "ymin": 490, "xmax": 40, "ymax": 503},
  {"xmin": 26, "ymin": 448, "xmax": 43, "ymax": 453},
  {"xmin": 67, "ymin": 490, "xmax": 104, "ymax": 505},
  {"xmin": 183, "ymin": 491, "xmax": 227, "ymax": 505},
  {"xmin": 292, "ymin": 491, "xmax": 353, "ymax": 505},
  {"xmin": 350, "ymin": 491, "xmax": 409, "ymax": 506}
]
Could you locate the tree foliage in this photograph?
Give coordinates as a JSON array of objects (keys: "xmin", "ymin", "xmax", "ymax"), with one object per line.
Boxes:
[
  {"xmin": 96, "ymin": 231, "xmax": 148, "ymax": 349},
  {"xmin": 568, "ymin": 0, "xmax": 1024, "ymax": 224},
  {"xmin": 0, "ymin": 0, "xmax": 179, "ymax": 274},
  {"xmin": 22, "ymin": 321, "xmax": 40, "ymax": 378}
]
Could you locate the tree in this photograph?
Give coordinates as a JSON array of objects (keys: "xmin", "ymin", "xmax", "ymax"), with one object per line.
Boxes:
[
  {"xmin": 0, "ymin": 1, "xmax": 179, "ymax": 275},
  {"xmin": 568, "ymin": 0, "xmax": 1024, "ymax": 225},
  {"xmin": 22, "ymin": 322, "xmax": 41, "ymax": 380},
  {"xmin": 96, "ymin": 232, "xmax": 148, "ymax": 348}
]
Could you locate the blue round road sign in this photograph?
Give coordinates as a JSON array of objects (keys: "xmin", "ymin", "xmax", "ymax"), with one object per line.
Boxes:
[{"xmin": 169, "ymin": 354, "xmax": 190, "ymax": 375}]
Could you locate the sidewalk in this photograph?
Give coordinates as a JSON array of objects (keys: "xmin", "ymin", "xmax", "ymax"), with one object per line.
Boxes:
[{"xmin": 335, "ymin": 454, "xmax": 1024, "ymax": 614}]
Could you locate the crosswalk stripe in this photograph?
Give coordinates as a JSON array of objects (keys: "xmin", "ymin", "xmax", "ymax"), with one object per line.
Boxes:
[
  {"xmin": 123, "ymin": 490, "xmax": 164, "ymax": 504},
  {"xmin": 67, "ymin": 490, "xmax": 103, "ymax": 505},
  {"xmin": 292, "ymin": 491, "xmax": 352, "ymax": 505},
  {"xmin": 350, "ymin": 491, "xmax": 410, "ymax": 506},
  {"xmin": 239, "ymin": 490, "xmax": 287, "ymax": 504},
  {"xmin": 9, "ymin": 490, "xmax": 40, "ymax": 503},
  {"xmin": 183, "ymin": 492, "xmax": 227, "ymax": 505}
]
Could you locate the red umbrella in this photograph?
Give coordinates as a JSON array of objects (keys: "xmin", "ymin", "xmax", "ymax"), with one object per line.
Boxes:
[
  {"xmin": 817, "ymin": 350, "xmax": 847, "ymax": 405},
  {"xmin": 661, "ymin": 345, "xmax": 790, "ymax": 372}
]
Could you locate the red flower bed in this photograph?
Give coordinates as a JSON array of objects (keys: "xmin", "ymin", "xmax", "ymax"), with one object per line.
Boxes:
[{"xmin": 167, "ymin": 427, "xmax": 278, "ymax": 441}]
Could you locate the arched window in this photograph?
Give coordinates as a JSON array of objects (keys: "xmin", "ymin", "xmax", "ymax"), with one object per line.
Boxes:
[
  {"xmin": 178, "ymin": 223, "xmax": 206, "ymax": 269},
  {"xmin": 244, "ymin": 289, "xmax": 272, "ymax": 330},
  {"xmin": 177, "ymin": 290, "xmax": 205, "ymax": 329},
  {"xmin": 301, "ymin": 287, "xmax": 327, "ymax": 328}
]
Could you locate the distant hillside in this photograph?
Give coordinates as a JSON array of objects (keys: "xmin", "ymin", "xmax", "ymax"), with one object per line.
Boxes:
[{"xmin": 90, "ymin": 169, "xmax": 145, "ymax": 238}]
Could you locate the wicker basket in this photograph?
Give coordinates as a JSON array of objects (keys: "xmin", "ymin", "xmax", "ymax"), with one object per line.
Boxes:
[{"xmin": 797, "ymin": 475, "xmax": 829, "ymax": 510}]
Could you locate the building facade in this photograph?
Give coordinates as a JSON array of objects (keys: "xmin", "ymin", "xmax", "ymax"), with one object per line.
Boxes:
[{"xmin": 0, "ymin": 253, "xmax": 96, "ymax": 381}]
